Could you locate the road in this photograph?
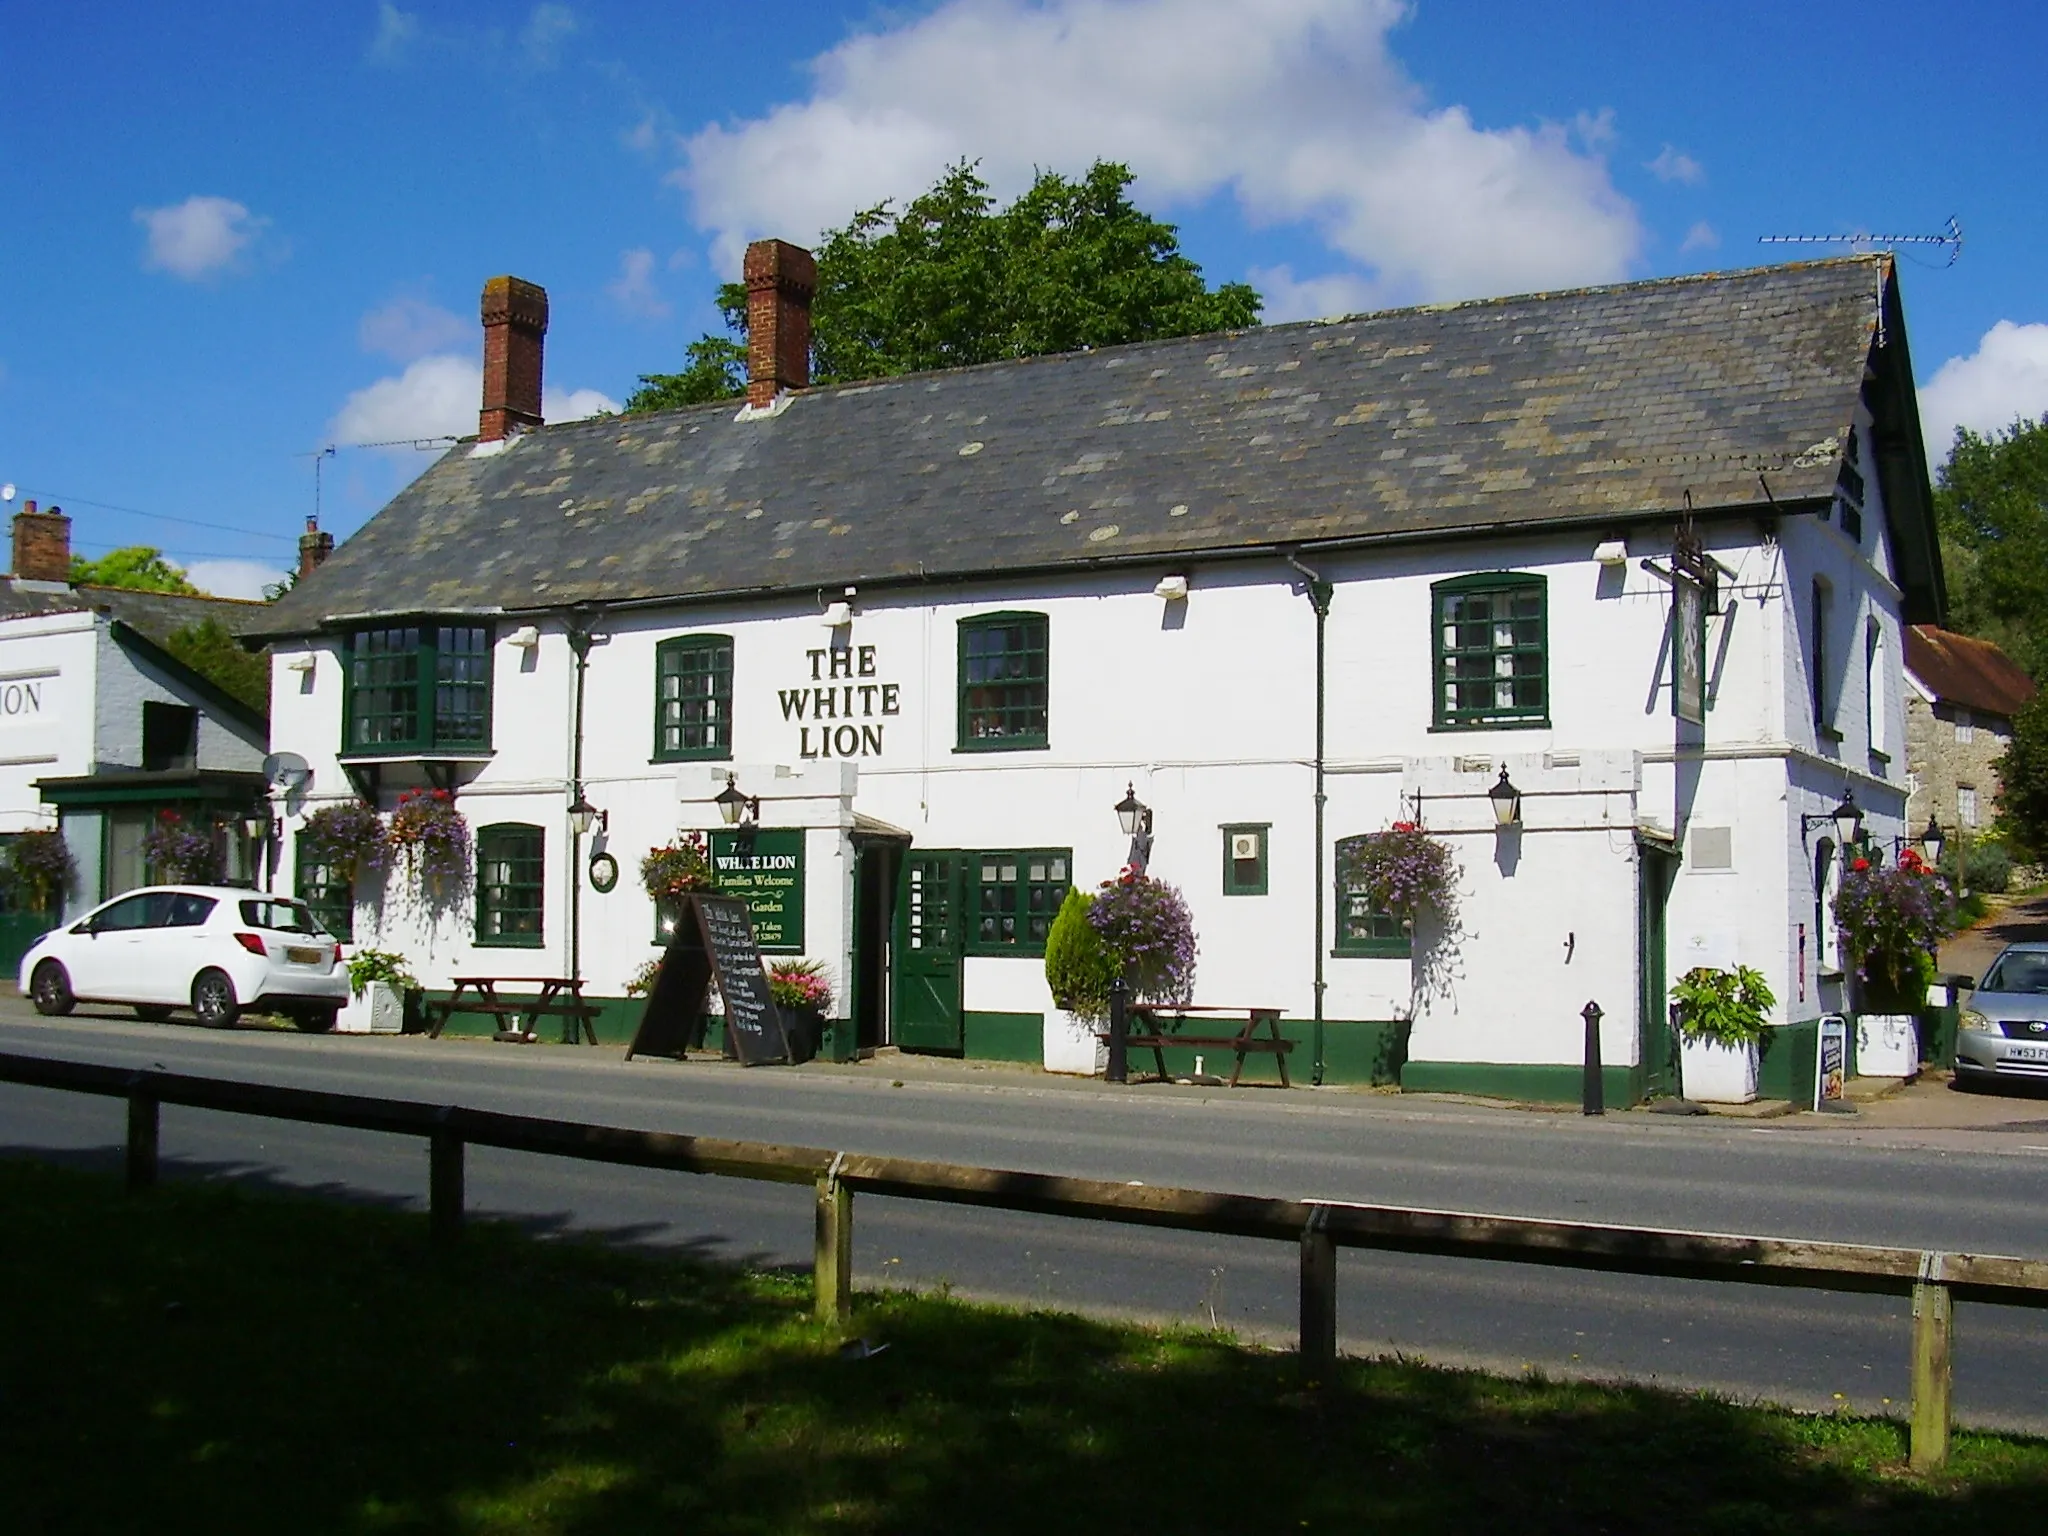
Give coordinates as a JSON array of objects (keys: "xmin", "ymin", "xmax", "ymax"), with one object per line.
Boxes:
[{"xmin": 5, "ymin": 1005, "xmax": 2048, "ymax": 1431}]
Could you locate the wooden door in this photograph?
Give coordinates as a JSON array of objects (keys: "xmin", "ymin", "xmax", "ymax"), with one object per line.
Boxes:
[
  {"xmin": 1638, "ymin": 842, "xmax": 1680, "ymax": 1098},
  {"xmin": 892, "ymin": 852, "xmax": 963, "ymax": 1052}
]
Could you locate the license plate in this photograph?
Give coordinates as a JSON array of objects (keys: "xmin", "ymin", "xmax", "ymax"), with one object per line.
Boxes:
[
  {"xmin": 2009, "ymin": 1045, "xmax": 2048, "ymax": 1062},
  {"xmin": 285, "ymin": 946, "xmax": 324, "ymax": 965}
]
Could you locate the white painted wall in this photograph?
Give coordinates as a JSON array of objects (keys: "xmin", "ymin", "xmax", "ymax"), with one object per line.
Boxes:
[{"xmin": 0, "ymin": 613, "xmax": 95, "ymax": 836}]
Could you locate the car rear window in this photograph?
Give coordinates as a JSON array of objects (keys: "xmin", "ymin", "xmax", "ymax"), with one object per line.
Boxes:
[
  {"xmin": 1981, "ymin": 953, "xmax": 2048, "ymax": 995},
  {"xmin": 239, "ymin": 899, "xmax": 328, "ymax": 936}
]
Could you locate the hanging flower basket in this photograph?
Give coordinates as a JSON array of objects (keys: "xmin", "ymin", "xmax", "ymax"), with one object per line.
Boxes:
[
  {"xmin": 1835, "ymin": 849, "xmax": 1953, "ymax": 1008},
  {"xmin": 2, "ymin": 829, "xmax": 74, "ymax": 912},
  {"xmin": 641, "ymin": 833, "xmax": 715, "ymax": 901},
  {"xmin": 1335, "ymin": 821, "xmax": 1460, "ymax": 929},
  {"xmin": 299, "ymin": 800, "xmax": 390, "ymax": 882},
  {"xmin": 387, "ymin": 788, "xmax": 471, "ymax": 896},
  {"xmin": 142, "ymin": 812, "xmax": 223, "ymax": 885},
  {"xmin": 1087, "ymin": 871, "xmax": 1198, "ymax": 1008}
]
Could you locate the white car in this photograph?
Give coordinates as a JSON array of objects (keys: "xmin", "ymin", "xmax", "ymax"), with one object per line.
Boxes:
[{"xmin": 19, "ymin": 885, "xmax": 351, "ymax": 1030}]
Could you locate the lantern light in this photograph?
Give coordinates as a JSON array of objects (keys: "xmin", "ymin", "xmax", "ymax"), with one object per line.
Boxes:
[
  {"xmin": 716, "ymin": 772, "xmax": 759, "ymax": 827},
  {"xmin": 1114, "ymin": 782, "xmax": 1148, "ymax": 838},
  {"xmin": 1488, "ymin": 767, "xmax": 1522, "ymax": 827}
]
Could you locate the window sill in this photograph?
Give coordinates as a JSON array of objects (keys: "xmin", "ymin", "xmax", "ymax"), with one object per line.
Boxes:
[
  {"xmin": 1222, "ymin": 887, "xmax": 1269, "ymax": 898},
  {"xmin": 651, "ymin": 748, "xmax": 733, "ymax": 765},
  {"xmin": 1333, "ymin": 944, "xmax": 1413, "ymax": 960},
  {"xmin": 954, "ymin": 738, "xmax": 1050, "ymax": 754},
  {"xmin": 1428, "ymin": 718, "xmax": 1550, "ymax": 734},
  {"xmin": 475, "ymin": 935, "xmax": 545, "ymax": 949},
  {"xmin": 1816, "ymin": 726, "xmax": 1844, "ymax": 744},
  {"xmin": 339, "ymin": 749, "xmax": 497, "ymax": 764}
]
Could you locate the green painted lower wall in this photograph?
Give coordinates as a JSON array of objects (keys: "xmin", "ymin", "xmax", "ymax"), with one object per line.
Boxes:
[
  {"xmin": 954, "ymin": 1015, "xmax": 1410, "ymax": 1086},
  {"xmin": 964, "ymin": 1010, "xmax": 1044, "ymax": 1063},
  {"xmin": 1756, "ymin": 1021, "xmax": 1819, "ymax": 1103},
  {"xmin": 1400, "ymin": 1059, "xmax": 1648, "ymax": 1107}
]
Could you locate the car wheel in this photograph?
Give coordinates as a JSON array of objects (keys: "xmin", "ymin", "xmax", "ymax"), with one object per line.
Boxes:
[
  {"xmin": 191, "ymin": 969, "xmax": 240, "ymax": 1029},
  {"xmin": 134, "ymin": 1005, "xmax": 175, "ymax": 1023},
  {"xmin": 29, "ymin": 960, "xmax": 75, "ymax": 1017}
]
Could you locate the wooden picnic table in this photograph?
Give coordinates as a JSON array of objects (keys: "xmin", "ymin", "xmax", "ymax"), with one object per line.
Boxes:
[
  {"xmin": 424, "ymin": 976, "xmax": 602, "ymax": 1045},
  {"xmin": 1114, "ymin": 1004, "xmax": 1294, "ymax": 1088}
]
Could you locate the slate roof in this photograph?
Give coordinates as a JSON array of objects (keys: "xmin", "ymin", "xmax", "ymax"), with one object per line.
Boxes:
[
  {"xmin": 0, "ymin": 582, "xmax": 270, "ymax": 648},
  {"xmin": 1906, "ymin": 625, "xmax": 2037, "ymax": 718},
  {"xmin": 258, "ymin": 255, "xmax": 1941, "ymax": 638}
]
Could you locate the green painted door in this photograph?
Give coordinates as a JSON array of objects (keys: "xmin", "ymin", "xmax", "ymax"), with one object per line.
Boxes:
[
  {"xmin": 1638, "ymin": 843, "xmax": 1679, "ymax": 1097},
  {"xmin": 892, "ymin": 852, "xmax": 963, "ymax": 1052}
]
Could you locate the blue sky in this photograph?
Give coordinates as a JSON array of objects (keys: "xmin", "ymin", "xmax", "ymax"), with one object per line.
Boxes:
[{"xmin": 3, "ymin": 0, "xmax": 2044, "ymax": 597}]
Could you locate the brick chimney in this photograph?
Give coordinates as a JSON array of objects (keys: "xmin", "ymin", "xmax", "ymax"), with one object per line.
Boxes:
[
  {"xmin": 10, "ymin": 500, "xmax": 72, "ymax": 583},
  {"xmin": 478, "ymin": 275, "xmax": 549, "ymax": 441},
  {"xmin": 744, "ymin": 239, "xmax": 816, "ymax": 409},
  {"xmin": 297, "ymin": 515, "xmax": 334, "ymax": 579}
]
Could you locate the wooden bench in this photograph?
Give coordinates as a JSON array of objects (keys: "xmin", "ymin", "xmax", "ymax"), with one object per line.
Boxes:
[
  {"xmin": 424, "ymin": 977, "xmax": 602, "ymax": 1046},
  {"xmin": 1114, "ymin": 1005, "xmax": 1293, "ymax": 1088}
]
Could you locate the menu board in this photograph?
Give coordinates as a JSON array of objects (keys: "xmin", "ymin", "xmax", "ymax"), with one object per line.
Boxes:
[{"xmin": 628, "ymin": 894, "xmax": 792, "ymax": 1066}]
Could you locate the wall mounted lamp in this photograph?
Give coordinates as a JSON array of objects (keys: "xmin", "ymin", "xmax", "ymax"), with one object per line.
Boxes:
[
  {"xmin": 567, "ymin": 794, "xmax": 607, "ymax": 838},
  {"xmin": 1801, "ymin": 789, "xmax": 1864, "ymax": 847},
  {"xmin": 716, "ymin": 771, "xmax": 760, "ymax": 827},
  {"xmin": 1893, "ymin": 813, "xmax": 1945, "ymax": 868},
  {"xmin": 1488, "ymin": 767, "xmax": 1523, "ymax": 827}
]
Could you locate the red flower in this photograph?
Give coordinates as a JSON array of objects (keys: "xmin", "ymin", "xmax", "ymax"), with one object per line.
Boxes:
[
  {"xmin": 1390, "ymin": 820, "xmax": 1417, "ymax": 834},
  {"xmin": 1850, "ymin": 857, "xmax": 1871, "ymax": 872}
]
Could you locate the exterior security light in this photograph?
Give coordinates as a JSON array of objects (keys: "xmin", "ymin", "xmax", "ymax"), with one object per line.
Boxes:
[
  {"xmin": 568, "ymin": 794, "xmax": 605, "ymax": 838},
  {"xmin": 1592, "ymin": 539, "xmax": 1629, "ymax": 566},
  {"xmin": 1489, "ymin": 767, "xmax": 1523, "ymax": 827},
  {"xmin": 1153, "ymin": 574, "xmax": 1190, "ymax": 601},
  {"xmin": 1115, "ymin": 782, "xmax": 1149, "ymax": 837},
  {"xmin": 1919, "ymin": 815, "xmax": 1946, "ymax": 868},
  {"xmin": 508, "ymin": 625, "xmax": 541, "ymax": 649},
  {"xmin": 716, "ymin": 772, "xmax": 759, "ymax": 827}
]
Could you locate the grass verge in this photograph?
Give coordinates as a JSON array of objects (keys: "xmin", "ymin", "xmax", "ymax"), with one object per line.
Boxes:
[{"xmin": 5, "ymin": 1156, "xmax": 2048, "ymax": 1533}]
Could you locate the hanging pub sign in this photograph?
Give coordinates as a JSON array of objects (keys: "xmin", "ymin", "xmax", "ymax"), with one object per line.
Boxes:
[
  {"xmin": 709, "ymin": 828, "xmax": 805, "ymax": 952},
  {"xmin": 1670, "ymin": 523, "xmax": 1713, "ymax": 727},
  {"xmin": 628, "ymin": 892, "xmax": 792, "ymax": 1066}
]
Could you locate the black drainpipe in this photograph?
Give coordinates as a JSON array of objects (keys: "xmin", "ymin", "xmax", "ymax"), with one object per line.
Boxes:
[{"xmin": 1287, "ymin": 556, "xmax": 1332, "ymax": 1085}]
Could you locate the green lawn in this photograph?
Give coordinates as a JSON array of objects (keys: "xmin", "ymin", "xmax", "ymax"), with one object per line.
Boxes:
[{"xmin": 5, "ymin": 1156, "xmax": 2047, "ymax": 1534}]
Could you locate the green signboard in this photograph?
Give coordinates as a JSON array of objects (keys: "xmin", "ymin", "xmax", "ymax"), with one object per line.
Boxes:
[{"xmin": 710, "ymin": 829, "xmax": 806, "ymax": 953}]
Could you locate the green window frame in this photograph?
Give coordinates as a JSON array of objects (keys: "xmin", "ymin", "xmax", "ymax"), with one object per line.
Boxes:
[
  {"xmin": 1432, "ymin": 573, "xmax": 1548, "ymax": 730},
  {"xmin": 1333, "ymin": 834, "xmax": 1412, "ymax": 958},
  {"xmin": 343, "ymin": 622, "xmax": 494, "ymax": 754},
  {"xmin": 1221, "ymin": 824, "xmax": 1270, "ymax": 896},
  {"xmin": 653, "ymin": 634, "xmax": 734, "ymax": 761},
  {"xmin": 965, "ymin": 848, "xmax": 1070, "ymax": 954},
  {"xmin": 294, "ymin": 833, "xmax": 355, "ymax": 943},
  {"xmin": 475, "ymin": 823, "xmax": 544, "ymax": 948},
  {"xmin": 957, "ymin": 611, "xmax": 1049, "ymax": 750}
]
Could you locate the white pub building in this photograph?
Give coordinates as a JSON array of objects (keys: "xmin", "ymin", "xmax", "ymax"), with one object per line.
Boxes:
[{"xmin": 253, "ymin": 248, "xmax": 1943, "ymax": 1103}]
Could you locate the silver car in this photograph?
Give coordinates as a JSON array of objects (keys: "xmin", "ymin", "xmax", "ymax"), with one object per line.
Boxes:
[{"xmin": 1957, "ymin": 943, "xmax": 2048, "ymax": 1087}]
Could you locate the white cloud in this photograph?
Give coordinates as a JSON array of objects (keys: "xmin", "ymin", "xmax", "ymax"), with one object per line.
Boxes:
[
  {"xmin": 358, "ymin": 296, "xmax": 467, "ymax": 362},
  {"xmin": 1647, "ymin": 145, "xmax": 1703, "ymax": 185},
  {"xmin": 1249, "ymin": 263, "xmax": 1383, "ymax": 322},
  {"xmin": 369, "ymin": 2, "xmax": 419, "ymax": 64},
  {"xmin": 134, "ymin": 195, "xmax": 268, "ymax": 280},
  {"xmin": 606, "ymin": 247, "xmax": 672, "ymax": 319},
  {"xmin": 1679, "ymin": 220, "xmax": 1718, "ymax": 253},
  {"xmin": 670, "ymin": 0, "xmax": 1641, "ymax": 303},
  {"xmin": 331, "ymin": 354, "xmax": 618, "ymax": 448},
  {"xmin": 186, "ymin": 559, "xmax": 290, "ymax": 601},
  {"xmin": 522, "ymin": 3, "xmax": 579, "ymax": 67},
  {"xmin": 1919, "ymin": 320, "xmax": 2048, "ymax": 461}
]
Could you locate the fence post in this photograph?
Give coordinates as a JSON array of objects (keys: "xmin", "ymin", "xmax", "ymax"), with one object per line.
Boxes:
[
  {"xmin": 1299, "ymin": 1205, "xmax": 1336, "ymax": 1380},
  {"xmin": 125, "ymin": 1079, "xmax": 159, "ymax": 1191},
  {"xmin": 815, "ymin": 1154, "xmax": 852, "ymax": 1326},
  {"xmin": 429, "ymin": 1114, "xmax": 465, "ymax": 1246},
  {"xmin": 1910, "ymin": 1252, "xmax": 1953, "ymax": 1472}
]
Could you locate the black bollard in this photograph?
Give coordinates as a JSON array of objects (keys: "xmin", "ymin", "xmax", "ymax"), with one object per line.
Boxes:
[
  {"xmin": 1581, "ymin": 1000, "xmax": 1604, "ymax": 1115},
  {"xmin": 1107, "ymin": 977, "xmax": 1129, "ymax": 1084}
]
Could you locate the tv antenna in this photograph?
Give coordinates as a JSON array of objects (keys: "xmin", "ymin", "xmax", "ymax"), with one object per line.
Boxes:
[{"xmin": 1758, "ymin": 215, "xmax": 1962, "ymax": 266}]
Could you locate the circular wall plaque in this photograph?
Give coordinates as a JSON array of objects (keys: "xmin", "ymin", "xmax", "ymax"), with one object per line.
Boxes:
[{"xmin": 587, "ymin": 851, "xmax": 619, "ymax": 893}]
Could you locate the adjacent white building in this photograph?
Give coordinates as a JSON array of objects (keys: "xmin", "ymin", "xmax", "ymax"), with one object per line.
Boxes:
[{"xmin": 252, "ymin": 250, "xmax": 1944, "ymax": 1102}]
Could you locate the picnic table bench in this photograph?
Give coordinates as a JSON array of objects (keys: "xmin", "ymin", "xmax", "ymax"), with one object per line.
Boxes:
[
  {"xmin": 1113, "ymin": 1004, "xmax": 1294, "ymax": 1088},
  {"xmin": 424, "ymin": 977, "xmax": 602, "ymax": 1045}
]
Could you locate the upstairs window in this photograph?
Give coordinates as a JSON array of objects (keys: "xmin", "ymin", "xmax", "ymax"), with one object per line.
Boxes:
[
  {"xmin": 958, "ymin": 612, "xmax": 1049, "ymax": 750},
  {"xmin": 654, "ymin": 634, "xmax": 734, "ymax": 761},
  {"xmin": 141, "ymin": 702, "xmax": 197, "ymax": 772},
  {"xmin": 1432, "ymin": 574, "xmax": 1547, "ymax": 729},
  {"xmin": 344, "ymin": 623, "xmax": 493, "ymax": 754},
  {"xmin": 1810, "ymin": 579, "xmax": 1833, "ymax": 733},
  {"xmin": 475, "ymin": 823, "xmax": 543, "ymax": 947}
]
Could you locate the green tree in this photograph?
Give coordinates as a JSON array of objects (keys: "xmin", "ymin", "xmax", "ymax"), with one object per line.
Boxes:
[
  {"xmin": 625, "ymin": 160, "xmax": 1260, "ymax": 412},
  {"xmin": 1934, "ymin": 413, "xmax": 2048, "ymax": 675},
  {"xmin": 165, "ymin": 618, "xmax": 269, "ymax": 715},
  {"xmin": 68, "ymin": 546, "xmax": 201, "ymax": 594}
]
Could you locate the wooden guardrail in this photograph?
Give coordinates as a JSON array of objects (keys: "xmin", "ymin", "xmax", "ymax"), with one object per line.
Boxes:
[{"xmin": 5, "ymin": 1048, "xmax": 2044, "ymax": 1472}]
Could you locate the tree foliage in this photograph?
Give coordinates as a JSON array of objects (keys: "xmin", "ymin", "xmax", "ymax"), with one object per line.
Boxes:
[
  {"xmin": 165, "ymin": 618, "xmax": 269, "ymax": 714},
  {"xmin": 68, "ymin": 546, "xmax": 201, "ymax": 594},
  {"xmin": 1934, "ymin": 413, "xmax": 2048, "ymax": 676},
  {"xmin": 1995, "ymin": 691, "xmax": 2048, "ymax": 860},
  {"xmin": 625, "ymin": 161, "xmax": 1260, "ymax": 412}
]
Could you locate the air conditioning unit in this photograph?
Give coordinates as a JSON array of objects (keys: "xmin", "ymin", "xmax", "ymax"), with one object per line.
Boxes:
[{"xmin": 1230, "ymin": 831, "xmax": 1262, "ymax": 862}]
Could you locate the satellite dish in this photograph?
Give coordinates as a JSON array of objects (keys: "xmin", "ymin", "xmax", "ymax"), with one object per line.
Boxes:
[
  {"xmin": 1, "ymin": 484, "xmax": 14, "ymax": 502},
  {"xmin": 262, "ymin": 751, "xmax": 312, "ymax": 791}
]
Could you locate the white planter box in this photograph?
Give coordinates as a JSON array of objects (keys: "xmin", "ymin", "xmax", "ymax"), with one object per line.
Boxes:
[
  {"xmin": 1856, "ymin": 1014, "xmax": 1919, "ymax": 1079},
  {"xmin": 1680, "ymin": 1036, "xmax": 1759, "ymax": 1104},
  {"xmin": 1043, "ymin": 1010, "xmax": 1106, "ymax": 1076},
  {"xmin": 336, "ymin": 979, "xmax": 404, "ymax": 1035}
]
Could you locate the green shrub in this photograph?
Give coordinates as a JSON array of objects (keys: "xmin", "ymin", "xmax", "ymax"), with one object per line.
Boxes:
[
  {"xmin": 1670, "ymin": 965, "xmax": 1775, "ymax": 1047},
  {"xmin": 1940, "ymin": 837, "xmax": 2012, "ymax": 894},
  {"xmin": 1044, "ymin": 887, "xmax": 1114, "ymax": 1020}
]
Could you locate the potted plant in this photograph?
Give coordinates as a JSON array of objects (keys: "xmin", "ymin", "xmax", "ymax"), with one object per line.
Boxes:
[
  {"xmin": 299, "ymin": 800, "xmax": 390, "ymax": 883},
  {"xmin": 1, "ymin": 828, "xmax": 74, "ymax": 914},
  {"xmin": 642, "ymin": 831, "xmax": 716, "ymax": 941},
  {"xmin": 387, "ymin": 788, "xmax": 471, "ymax": 902},
  {"xmin": 1670, "ymin": 964, "xmax": 1775, "ymax": 1104},
  {"xmin": 340, "ymin": 947, "xmax": 418, "ymax": 1035},
  {"xmin": 1043, "ymin": 886, "xmax": 1115, "ymax": 1074},
  {"xmin": 1836, "ymin": 848, "xmax": 1953, "ymax": 1077},
  {"xmin": 142, "ymin": 811, "xmax": 224, "ymax": 885},
  {"xmin": 766, "ymin": 958, "xmax": 831, "ymax": 1064}
]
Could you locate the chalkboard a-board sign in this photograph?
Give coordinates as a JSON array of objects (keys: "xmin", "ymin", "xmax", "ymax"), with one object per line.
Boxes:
[{"xmin": 627, "ymin": 893, "xmax": 792, "ymax": 1065}]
